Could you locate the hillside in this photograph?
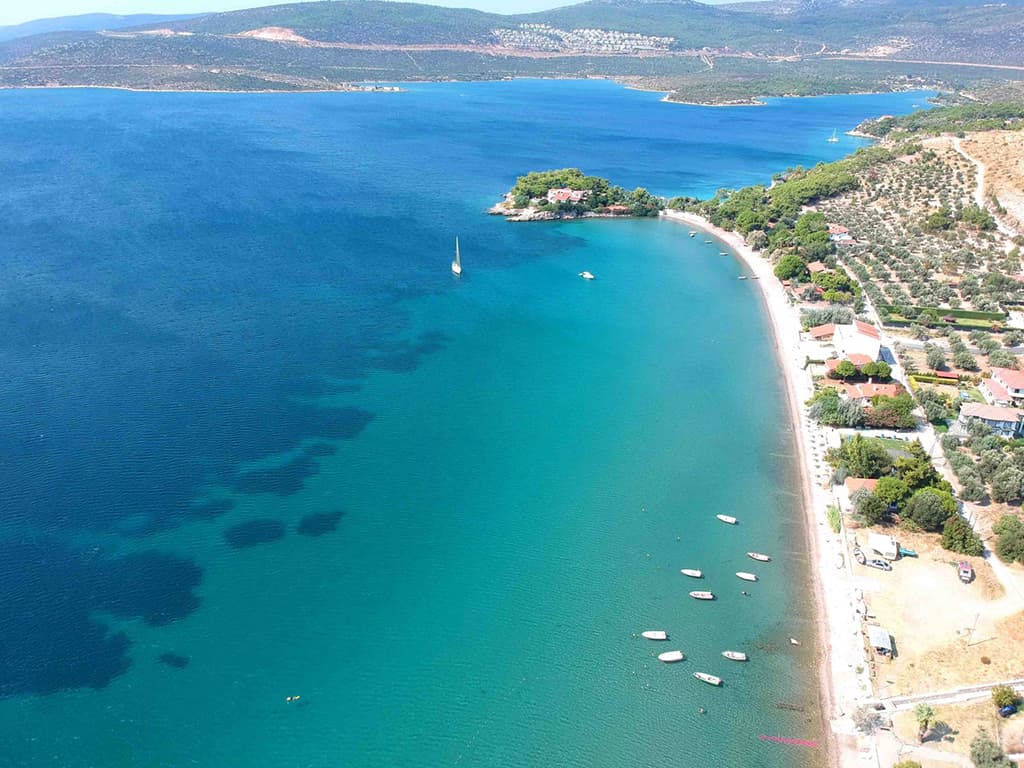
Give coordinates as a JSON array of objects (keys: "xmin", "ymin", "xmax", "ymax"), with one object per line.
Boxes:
[
  {"xmin": 0, "ymin": 12, "xmax": 201, "ymax": 42},
  {"xmin": 1, "ymin": 0, "xmax": 1022, "ymax": 93}
]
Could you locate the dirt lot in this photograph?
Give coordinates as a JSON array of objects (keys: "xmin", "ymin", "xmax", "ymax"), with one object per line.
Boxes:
[
  {"xmin": 893, "ymin": 699, "xmax": 1024, "ymax": 760},
  {"xmin": 848, "ymin": 529, "xmax": 1024, "ymax": 696}
]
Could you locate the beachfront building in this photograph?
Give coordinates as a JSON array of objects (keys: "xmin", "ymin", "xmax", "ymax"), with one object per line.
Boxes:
[
  {"xmin": 546, "ymin": 188, "xmax": 590, "ymax": 204},
  {"xmin": 979, "ymin": 367, "xmax": 1024, "ymax": 407},
  {"xmin": 956, "ymin": 402, "xmax": 1024, "ymax": 438},
  {"xmin": 833, "ymin": 321, "xmax": 882, "ymax": 362},
  {"xmin": 808, "ymin": 323, "xmax": 836, "ymax": 341}
]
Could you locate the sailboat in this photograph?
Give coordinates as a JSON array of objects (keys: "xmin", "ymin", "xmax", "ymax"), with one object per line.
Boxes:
[
  {"xmin": 827, "ymin": 129, "xmax": 839, "ymax": 143},
  {"xmin": 451, "ymin": 237, "xmax": 462, "ymax": 276}
]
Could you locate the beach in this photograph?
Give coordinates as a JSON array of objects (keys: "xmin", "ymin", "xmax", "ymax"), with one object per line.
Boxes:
[{"xmin": 663, "ymin": 209, "xmax": 871, "ymax": 768}]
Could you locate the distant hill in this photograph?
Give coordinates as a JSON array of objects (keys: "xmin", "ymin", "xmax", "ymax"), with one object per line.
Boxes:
[
  {"xmin": 0, "ymin": 0, "xmax": 1021, "ymax": 93},
  {"xmin": 0, "ymin": 12, "xmax": 204, "ymax": 42}
]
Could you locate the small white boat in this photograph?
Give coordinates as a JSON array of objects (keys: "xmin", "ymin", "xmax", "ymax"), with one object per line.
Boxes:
[
  {"xmin": 680, "ymin": 568, "xmax": 703, "ymax": 578},
  {"xmin": 827, "ymin": 129, "xmax": 839, "ymax": 143},
  {"xmin": 689, "ymin": 231, "xmax": 696, "ymax": 237},
  {"xmin": 736, "ymin": 572, "xmax": 758, "ymax": 582},
  {"xmin": 578, "ymin": 271, "xmax": 595, "ymax": 280},
  {"xmin": 789, "ymin": 638, "xmax": 801, "ymax": 646},
  {"xmin": 704, "ymin": 239, "xmax": 713, "ymax": 244},
  {"xmin": 722, "ymin": 650, "xmax": 748, "ymax": 662},
  {"xmin": 642, "ymin": 630, "xmax": 668, "ymax": 641},
  {"xmin": 716, "ymin": 514, "xmax": 737, "ymax": 525},
  {"xmin": 689, "ymin": 590, "xmax": 715, "ymax": 600},
  {"xmin": 738, "ymin": 276, "xmax": 748, "ymax": 280},
  {"xmin": 747, "ymin": 552, "xmax": 771, "ymax": 562},
  {"xmin": 694, "ymin": 672, "xmax": 722, "ymax": 686},
  {"xmin": 451, "ymin": 236, "xmax": 462, "ymax": 276},
  {"xmin": 658, "ymin": 650, "xmax": 685, "ymax": 663},
  {"xmin": 718, "ymin": 251, "xmax": 727, "ymax": 256}
]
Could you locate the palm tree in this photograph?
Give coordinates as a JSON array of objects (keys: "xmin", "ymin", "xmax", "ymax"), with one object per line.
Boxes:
[{"xmin": 914, "ymin": 703, "xmax": 935, "ymax": 743}]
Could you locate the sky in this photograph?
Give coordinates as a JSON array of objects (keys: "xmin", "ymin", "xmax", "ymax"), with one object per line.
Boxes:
[{"xmin": 0, "ymin": 0, "xmax": 736, "ymax": 26}]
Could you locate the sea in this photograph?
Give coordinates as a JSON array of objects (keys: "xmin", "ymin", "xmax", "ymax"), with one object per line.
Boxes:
[{"xmin": 0, "ymin": 80, "xmax": 929, "ymax": 767}]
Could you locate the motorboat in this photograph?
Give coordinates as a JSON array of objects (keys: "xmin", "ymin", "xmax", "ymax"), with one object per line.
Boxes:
[
  {"xmin": 747, "ymin": 552, "xmax": 771, "ymax": 562},
  {"xmin": 579, "ymin": 271, "xmax": 595, "ymax": 280},
  {"xmin": 721, "ymin": 650, "xmax": 748, "ymax": 662},
  {"xmin": 689, "ymin": 591, "xmax": 715, "ymax": 600},
  {"xmin": 789, "ymin": 638, "xmax": 801, "ymax": 646},
  {"xmin": 658, "ymin": 650, "xmax": 685, "ymax": 663},
  {"xmin": 736, "ymin": 572, "xmax": 758, "ymax": 582},
  {"xmin": 642, "ymin": 630, "xmax": 668, "ymax": 641},
  {"xmin": 694, "ymin": 672, "xmax": 722, "ymax": 686},
  {"xmin": 680, "ymin": 568, "xmax": 703, "ymax": 578},
  {"xmin": 716, "ymin": 514, "xmax": 737, "ymax": 525}
]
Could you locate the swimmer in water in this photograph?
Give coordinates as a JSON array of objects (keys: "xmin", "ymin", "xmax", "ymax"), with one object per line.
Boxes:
[{"xmin": 698, "ymin": 707, "xmax": 706, "ymax": 714}]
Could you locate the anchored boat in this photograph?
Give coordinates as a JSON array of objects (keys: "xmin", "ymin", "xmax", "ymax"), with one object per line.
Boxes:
[
  {"xmin": 658, "ymin": 650, "xmax": 685, "ymax": 663},
  {"xmin": 642, "ymin": 630, "xmax": 668, "ymax": 641},
  {"xmin": 736, "ymin": 572, "xmax": 758, "ymax": 582},
  {"xmin": 722, "ymin": 650, "xmax": 748, "ymax": 662},
  {"xmin": 747, "ymin": 552, "xmax": 771, "ymax": 562},
  {"xmin": 694, "ymin": 672, "xmax": 722, "ymax": 686},
  {"xmin": 689, "ymin": 591, "xmax": 715, "ymax": 600},
  {"xmin": 578, "ymin": 271, "xmax": 595, "ymax": 280},
  {"xmin": 680, "ymin": 568, "xmax": 703, "ymax": 578},
  {"xmin": 716, "ymin": 514, "xmax": 738, "ymax": 525}
]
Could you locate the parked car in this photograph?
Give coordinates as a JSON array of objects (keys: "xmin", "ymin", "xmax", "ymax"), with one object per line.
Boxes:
[
  {"xmin": 867, "ymin": 559, "xmax": 892, "ymax": 572},
  {"xmin": 999, "ymin": 704, "xmax": 1017, "ymax": 718},
  {"xmin": 958, "ymin": 561, "xmax": 974, "ymax": 584}
]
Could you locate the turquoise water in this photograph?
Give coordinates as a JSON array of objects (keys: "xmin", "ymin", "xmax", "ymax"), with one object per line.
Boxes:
[{"xmin": 0, "ymin": 81, "xmax": 928, "ymax": 766}]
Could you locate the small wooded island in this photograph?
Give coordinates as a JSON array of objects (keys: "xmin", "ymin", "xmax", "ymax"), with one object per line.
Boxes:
[{"xmin": 490, "ymin": 168, "xmax": 664, "ymax": 221}]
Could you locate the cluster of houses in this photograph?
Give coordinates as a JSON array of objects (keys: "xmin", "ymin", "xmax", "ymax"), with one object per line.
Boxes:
[
  {"xmin": 804, "ymin": 319, "xmax": 908, "ymax": 403},
  {"xmin": 492, "ymin": 24, "xmax": 675, "ymax": 54}
]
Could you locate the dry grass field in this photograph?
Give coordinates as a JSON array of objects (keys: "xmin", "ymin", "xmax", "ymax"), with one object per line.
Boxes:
[{"xmin": 960, "ymin": 130, "xmax": 1024, "ymax": 234}]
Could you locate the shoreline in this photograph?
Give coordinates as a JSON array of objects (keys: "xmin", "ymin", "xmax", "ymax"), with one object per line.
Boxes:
[{"xmin": 662, "ymin": 210, "xmax": 859, "ymax": 768}]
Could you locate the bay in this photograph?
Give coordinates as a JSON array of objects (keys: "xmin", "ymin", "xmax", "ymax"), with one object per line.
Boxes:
[{"xmin": 0, "ymin": 80, "xmax": 927, "ymax": 767}]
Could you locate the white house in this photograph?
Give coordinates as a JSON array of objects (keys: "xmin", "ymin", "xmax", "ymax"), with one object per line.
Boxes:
[
  {"xmin": 831, "ymin": 321, "xmax": 882, "ymax": 363},
  {"xmin": 957, "ymin": 402, "xmax": 1024, "ymax": 438},
  {"xmin": 980, "ymin": 367, "xmax": 1024, "ymax": 407}
]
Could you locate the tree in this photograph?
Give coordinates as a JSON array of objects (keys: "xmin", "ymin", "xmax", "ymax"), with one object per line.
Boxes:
[
  {"xmin": 941, "ymin": 514, "xmax": 983, "ymax": 556},
  {"xmin": 914, "ymin": 703, "xmax": 935, "ymax": 743},
  {"xmin": 970, "ymin": 728, "xmax": 1009, "ymax": 767},
  {"xmin": 875, "ymin": 476, "xmax": 910, "ymax": 510},
  {"xmin": 905, "ymin": 488, "xmax": 957, "ymax": 532},
  {"xmin": 953, "ymin": 349, "xmax": 980, "ymax": 371},
  {"xmin": 833, "ymin": 360, "xmax": 858, "ymax": 379},
  {"xmin": 989, "ymin": 350, "xmax": 1019, "ymax": 369},
  {"xmin": 856, "ymin": 493, "xmax": 888, "ymax": 525},
  {"xmin": 992, "ymin": 685, "xmax": 1019, "ymax": 709},
  {"xmin": 774, "ymin": 254, "xmax": 808, "ymax": 280},
  {"xmin": 926, "ymin": 345, "xmax": 947, "ymax": 370},
  {"xmin": 1004, "ymin": 330, "xmax": 1024, "ymax": 347},
  {"xmin": 990, "ymin": 463, "xmax": 1024, "ymax": 503},
  {"xmin": 830, "ymin": 434, "xmax": 893, "ymax": 478}
]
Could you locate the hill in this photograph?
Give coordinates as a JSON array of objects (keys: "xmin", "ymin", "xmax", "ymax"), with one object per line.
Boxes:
[
  {"xmin": 0, "ymin": 0, "xmax": 1022, "ymax": 94},
  {"xmin": 0, "ymin": 12, "xmax": 202, "ymax": 42}
]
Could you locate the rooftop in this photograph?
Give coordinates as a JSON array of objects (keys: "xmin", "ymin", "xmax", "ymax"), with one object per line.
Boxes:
[
  {"xmin": 992, "ymin": 367, "xmax": 1024, "ymax": 391},
  {"xmin": 960, "ymin": 402, "xmax": 1024, "ymax": 423}
]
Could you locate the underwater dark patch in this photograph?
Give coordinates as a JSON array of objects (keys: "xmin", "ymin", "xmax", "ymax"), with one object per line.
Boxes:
[
  {"xmin": 296, "ymin": 510, "xmax": 344, "ymax": 537},
  {"xmin": 223, "ymin": 518, "xmax": 286, "ymax": 549},
  {"xmin": 0, "ymin": 538, "xmax": 202, "ymax": 698},
  {"xmin": 158, "ymin": 653, "xmax": 190, "ymax": 669},
  {"xmin": 234, "ymin": 454, "xmax": 318, "ymax": 496}
]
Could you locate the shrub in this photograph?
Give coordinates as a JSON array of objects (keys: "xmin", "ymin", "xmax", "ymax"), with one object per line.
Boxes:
[
  {"xmin": 992, "ymin": 685, "xmax": 1019, "ymax": 709},
  {"xmin": 970, "ymin": 728, "xmax": 1010, "ymax": 767},
  {"xmin": 993, "ymin": 515, "xmax": 1024, "ymax": 563},
  {"xmin": 941, "ymin": 514, "xmax": 983, "ymax": 556}
]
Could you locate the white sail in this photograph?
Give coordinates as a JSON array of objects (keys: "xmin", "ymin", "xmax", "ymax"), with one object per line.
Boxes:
[{"xmin": 451, "ymin": 237, "xmax": 462, "ymax": 275}]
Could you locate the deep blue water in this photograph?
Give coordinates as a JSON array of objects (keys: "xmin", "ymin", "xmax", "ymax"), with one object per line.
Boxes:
[{"xmin": 0, "ymin": 80, "xmax": 928, "ymax": 766}]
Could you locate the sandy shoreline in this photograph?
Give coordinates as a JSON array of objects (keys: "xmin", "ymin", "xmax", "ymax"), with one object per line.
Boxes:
[{"xmin": 662, "ymin": 209, "xmax": 862, "ymax": 768}]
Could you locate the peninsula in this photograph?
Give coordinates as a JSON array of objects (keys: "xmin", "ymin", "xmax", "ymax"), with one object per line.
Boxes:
[{"xmin": 489, "ymin": 168, "xmax": 663, "ymax": 221}]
